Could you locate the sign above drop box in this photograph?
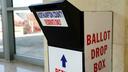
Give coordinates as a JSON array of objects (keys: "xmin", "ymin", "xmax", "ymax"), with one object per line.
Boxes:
[{"xmin": 37, "ymin": 10, "xmax": 68, "ymax": 27}]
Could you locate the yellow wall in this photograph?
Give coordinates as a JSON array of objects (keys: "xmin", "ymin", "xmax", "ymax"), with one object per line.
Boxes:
[{"xmin": 43, "ymin": 0, "xmax": 127, "ymax": 72}]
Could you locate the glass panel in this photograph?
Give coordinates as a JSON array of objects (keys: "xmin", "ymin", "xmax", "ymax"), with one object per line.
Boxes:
[
  {"xmin": 14, "ymin": 10, "xmax": 44, "ymax": 59},
  {"xmin": 0, "ymin": 0, "xmax": 3, "ymax": 53},
  {"xmin": 0, "ymin": 14, "xmax": 3, "ymax": 52},
  {"xmin": 13, "ymin": 0, "xmax": 43, "ymax": 7},
  {"xmin": 0, "ymin": 1, "xmax": 1, "ymax": 10}
]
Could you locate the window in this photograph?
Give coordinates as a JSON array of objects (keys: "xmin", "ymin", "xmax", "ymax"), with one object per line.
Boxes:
[
  {"xmin": 13, "ymin": 0, "xmax": 43, "ymax": 7},
  {"xmin": 0, "ymin": 14, "xmax": 3, "ymax": 53},
  {"xmin": 0, "ymin": 0, "xmax": 4, "ymax": 55},
  {"xmin": 14, "ymin": 10, "xmax": 44, "ymax": 59},
  {"xmin": 12, "ymin": 0, "xmax": 44, "ymax": 65}
]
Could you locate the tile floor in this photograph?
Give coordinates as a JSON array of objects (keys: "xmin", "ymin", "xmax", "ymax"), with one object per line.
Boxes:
[{"xmin": 0, "ymin": 59, "xmax": 44, "ymax": 72}]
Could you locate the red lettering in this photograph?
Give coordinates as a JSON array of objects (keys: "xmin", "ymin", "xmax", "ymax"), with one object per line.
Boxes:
[
  {"xmin": 104, "ymin": 31, "xmax": 107, "ymax": 40},
  {"xmin": 104, "ymin": 45, "xmax": 107, "ymax": 54},
  {"xmin": 86, "ymin": 34, "xmax": 91, "ymax": 45},
  {"xmin": 96, "ymin": 33, "xmax": 99, "ymax": 43},
  {"xmin": 91, "ymin": 49, "xmax": 95, "ymax": 59},
  {"xmin": 44, "ymin": 19, "xmax": 61, "ymax": 25},
  {"xmin": 94, "ymin": 63, "xmax": 98, "ymax": 72},
  {"xmin": 61, "ymin": 70, "xmax": 65, "ymax": 72},
  {"xmin": 86, "ymin": 30, "xmax": 111, "ymax": 46},
  {"xmin": 100, "ymin": 32, "xmax": 103, "ymax": 41},
  {"xmin": 55, "ymin": 68, "xmax": 60, "ymax": 72},
  {"xmin": 55, "ymin": 19, "xmax": 61, "ymax": 25},
  {"xmin": 55, "ymin": 68, "xmax": 65, "ymax": 72},
  {"xmin": 107, "ymin": 30, "xmax": 110, "ymax": 39},
  {"xmin": 91, "ymin": 45, "xmax": 108, "ymax": 60},
  {"xmin": 98, "ymin": 61, "xmax": 102, "ymax": 70},
  {"xmin": 96, "ymin": 48, "xmax": 100, "ymax": 58},
  {"xmin": 92, "ymin": 34, "xmax": 96, "ymax": 44},
  {"xmin": 100, "ymin": 46, "xmax": 104, "ymax": 55},
  {"xmin": 93, "ymin": 59, "xmax": 106, "ymax": 72},
  {"xmin": 102, "ymin": 59, "xmax": 106, "ymax": 67}
]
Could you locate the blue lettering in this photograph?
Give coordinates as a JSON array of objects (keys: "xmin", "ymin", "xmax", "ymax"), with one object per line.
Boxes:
[{"xmin": 37, "ymin": 10, "xmax": 64, "ymax": 18}]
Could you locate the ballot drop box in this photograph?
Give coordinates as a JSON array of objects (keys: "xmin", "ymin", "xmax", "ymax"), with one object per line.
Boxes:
[{"xmin": 29, "ymin": 0, "xmax": 113, "ymax": 72}]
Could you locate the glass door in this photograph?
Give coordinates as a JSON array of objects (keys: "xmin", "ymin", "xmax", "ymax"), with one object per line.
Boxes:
[
  {"xmin": 14, "ymin": 10, "xmax": 44, "ymax": 60},
  {"xmin": 12, "ymin": 0, "xmax": 44, "ymax": 65}
]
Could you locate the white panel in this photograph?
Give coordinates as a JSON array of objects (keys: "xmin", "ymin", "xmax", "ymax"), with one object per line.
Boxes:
[
  {"xmin": 48, "ymin": 46, "xmax": 83, "ymax": 72},
  {"xmin": 84, "ymin": 12, "xmax": 112, "ymax": 72}
]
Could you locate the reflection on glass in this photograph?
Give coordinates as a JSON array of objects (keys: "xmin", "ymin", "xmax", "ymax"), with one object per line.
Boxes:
[
  {"xmin": 13, "ymin": 0, "xmax": 43, "ymax": 7},
  {"xmin": 14, "ymin": 11, "xmax": 41, "ymax": 36},
  {"xmin": 0, "ymin": 15, "xmax": 3, "ymax": 52},
  {"xmin": 14, "ymin": 10, "xmax": 44, "ymax": 59}
]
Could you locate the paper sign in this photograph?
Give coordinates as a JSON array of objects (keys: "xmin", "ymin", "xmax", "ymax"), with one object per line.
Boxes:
[{"xmin": 37, "ymin": 10, "xmax": 68, "ymax": 27}]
